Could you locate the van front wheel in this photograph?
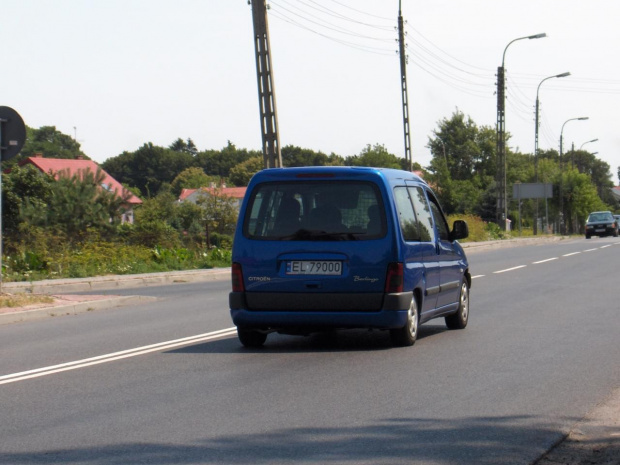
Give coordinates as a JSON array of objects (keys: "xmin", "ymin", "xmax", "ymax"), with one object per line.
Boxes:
[
  {"xmin": 237, "ymin": 327, "xmax": 267, "ymax": 348},
  {"xmin": 390, "ymin": 297, "xmax": 418, "ymax": 347},
  {"xmin": 445, "ymin": 281, "xmax": 469, "ymax": 330}
]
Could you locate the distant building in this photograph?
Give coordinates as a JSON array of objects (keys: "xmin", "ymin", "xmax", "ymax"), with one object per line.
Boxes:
[
  {"xmin": 179, "ymin": 185, "xmax": 246, "ymax": 209},
  {"xmin": 19, "ymin": 153, "xmax": 142, "ymax": 223}
]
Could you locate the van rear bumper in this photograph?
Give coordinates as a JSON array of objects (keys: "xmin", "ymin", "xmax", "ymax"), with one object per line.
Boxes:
[{"xmin": 229, "ymin": 291, "xmax": 412, "ymax": 330}]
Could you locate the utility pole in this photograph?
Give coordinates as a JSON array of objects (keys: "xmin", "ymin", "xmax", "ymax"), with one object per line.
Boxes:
[
  {"xmin": 496, "ymin": 65, "xmax": 506, "ymax": 228},
  {"xmin": 250, "ymin": 0, "xmax": 282, "ymax": 168},
  {"xmin": 397, "ymin": 0, "xmax": 412, "ymax": 170}
]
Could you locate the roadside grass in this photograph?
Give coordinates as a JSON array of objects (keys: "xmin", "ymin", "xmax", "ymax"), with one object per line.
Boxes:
[
  {"xmin": 2, "ymin": 243, "xmax": 232, "ymax": 283},
  {"xmin": 0, "ymin": 293, "xmax": 54, "ymax": 308}
]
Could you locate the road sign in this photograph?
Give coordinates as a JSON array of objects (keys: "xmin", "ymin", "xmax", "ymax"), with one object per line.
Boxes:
[
  {"xmin": 0, "ymin": 106, "xmax": 26, "ymax": 161},
  {"xmin": 512, "ymin": 182, "xmax": 553, "ymax": 199}
]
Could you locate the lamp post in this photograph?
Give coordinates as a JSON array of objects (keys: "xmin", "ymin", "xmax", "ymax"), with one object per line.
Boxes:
[
  {"xmin": 496, "ymin": 32, "xmax": 546, "ymax": 230},
  {"xmin": 579, "ymin": 138, "xmax": 598, "ymax": 150},
  {"xmin": 559, "ymin": 117, "xmax": 589, "ymax": 234},
  {"xmin": 534, "ymin": 71, "xmax": 570, "ymax": 234},
  {"xmin": 575, "ymin": 138, "xmax": 598, "ymax": 170}
]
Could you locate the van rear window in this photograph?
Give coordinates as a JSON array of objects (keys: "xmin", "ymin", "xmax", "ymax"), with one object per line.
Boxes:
[{"xmin": 243, "ymin": 181, "xmax": 385, "ymax": 241}]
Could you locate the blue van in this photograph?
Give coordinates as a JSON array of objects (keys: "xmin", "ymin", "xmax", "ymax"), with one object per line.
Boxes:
[{"xmin": 229, "ymin": 166, "xmax": 470, "ymax": 347}]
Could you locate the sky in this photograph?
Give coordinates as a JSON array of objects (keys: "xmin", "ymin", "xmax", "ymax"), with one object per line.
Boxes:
[{"xmin": 3, "ymin": 1, "xmax": 619, "ymax": 182}]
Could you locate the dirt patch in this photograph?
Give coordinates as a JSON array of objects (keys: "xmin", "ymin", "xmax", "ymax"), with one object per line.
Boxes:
[
  {"xmin": 0, "ymin": 294, "xmax": 114, "ymax": 314},
  {"xmin": 536, "ymin": 386, "xmax": 620, "ymax": 464}
]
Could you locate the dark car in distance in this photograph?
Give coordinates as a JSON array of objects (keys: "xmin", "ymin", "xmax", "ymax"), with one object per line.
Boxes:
[{"xmin": 585, "ymin": 211, "xmax": 618, "ymax": 239}]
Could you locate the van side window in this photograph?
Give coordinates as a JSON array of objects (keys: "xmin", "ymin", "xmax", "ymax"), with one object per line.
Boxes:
[
  {"xmin": 408, "ymin": 187, "xmax": 435, "ymax": 242},
  {"xmin": 427, "ymin": 193, "xmax": 450, "ymax": 241},
  {"xmin": 394, "ymin": 187, "xmax": 420, "ymax": 241}
]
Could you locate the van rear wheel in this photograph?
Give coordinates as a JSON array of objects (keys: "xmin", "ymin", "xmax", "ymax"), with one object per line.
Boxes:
[
  {"xmin": 445, "ymin": 281, "xmax": 469, "ymax": 330},
  {"xmin": 390, "ymin": 297, "xmax": 418, "ymax": 347},
  {"xmin": 237, "ymin": 327, "xmax": 267, "ymax": 348}
]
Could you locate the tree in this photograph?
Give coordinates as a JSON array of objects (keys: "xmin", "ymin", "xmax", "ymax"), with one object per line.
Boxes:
[
  {"xmin": 2, "ymin": 164, "xmax": 53, "ymax": 234},
  {"xmin": 570, "ymin": 150, "xmax": 615, "ymax": 202},
  {"xmin": 229, "ymin": 156, "xmax": 263, "ymax": 186},
  {"xmin": 195, "ymin": 141, "xmax": 259, "ymax": 178},
  {"xmin": 22, "ymin": 167, "xmax": 125, "ymax": 238},
  {"xmin": 130, "ymin": 191, "xmax": 182, "ymax": 248},
  {"xmin": 102, "ymin": 143, "xmax": 195, "ymax": 197},
  {"xmin": 10, "ymin": 126, "xmax": 87, "ymax": 167},
  {"xmin": 427, "ymin": 111, "xmax": 497, "ymax": 217},
  {"xmin": 171, "ymin": 167, "xmax": 215, "ymax": 196},
  {"xmin": 428, "ymin": 111, "xmax": 488, "ymax": 181},
  {"xmin": 281, "ymin": 145, "xmax": 342, "ymax": 167},
  {"xmin": 169, "ymin": 138, "xmax": 198, "ymax": 156},
  {"xmin": 195, "ymin": 188, "xmax": 239, "ymax": 245},
  {"xmin": 346, "ymin": 144, "xmax": 402, "ymax": 169},
  {"xmin": 562, "ymin": 168, "xmax": 608, "ymax": 233}
]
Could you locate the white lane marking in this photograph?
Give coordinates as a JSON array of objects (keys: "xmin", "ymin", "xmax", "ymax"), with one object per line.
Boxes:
[
  {"xmin": 471, "ymin": 275, "xmax": 484, "ymax": 279},
  {"xmin": 493, "ymin": 265, "xmax": 526, "ymax": 274},
  {"xmin": 533, "ymin": 258, "xmax": 558, "ymax": 264},
  {"xmin": 583, "ymin": 248, "xmax": 597, "ymax": 252},
  {"xmin": 563, "ymin": 252, "xmax": 581, "ymax": 257},
  {"xmin": 600, "ymin": 245, "xmax": 611, "ymax": 249},
  {"xmin": 0, "ymin": 327, "xmax": 237, "ymax": 385}
]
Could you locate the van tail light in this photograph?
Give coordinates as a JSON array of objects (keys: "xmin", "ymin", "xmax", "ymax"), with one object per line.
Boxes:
[
  {"xmin": 385, "ymin": 262, "xmax": 404, "ymax": 293},
  {"xmin": 231, "ymin": 262, "xmax": 245, "ymax": 292}
]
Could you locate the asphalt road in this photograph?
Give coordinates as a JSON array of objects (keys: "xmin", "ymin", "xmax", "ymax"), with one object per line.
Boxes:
[{"xmin": 1, "ymin": 237, "xmax": 619, "ymax": 464}]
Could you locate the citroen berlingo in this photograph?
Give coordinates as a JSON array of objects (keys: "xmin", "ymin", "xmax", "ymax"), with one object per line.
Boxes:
[{"xmin": 229, "ymin": 166, "xmax": 470, "ymax": 347}]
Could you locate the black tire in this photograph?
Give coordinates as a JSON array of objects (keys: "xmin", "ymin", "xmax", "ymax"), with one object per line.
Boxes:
[
  {"xmin": 585, "ymin": 234, "xmax": 591, "ymax": 239},
  {"xmin": 390, "ymin": 297, "xmax": 419, "ymax": 347},
  {"xmin": 237, "ymin": 327, "xmax": 267, "ymax": 348},
  {"xmin": 445, "ymin": 281, "xmax": 469, "ymax": 330}
]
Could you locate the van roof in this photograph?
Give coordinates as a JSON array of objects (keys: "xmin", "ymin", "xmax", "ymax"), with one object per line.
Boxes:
[{"xmin": 252, "ymin": 166, "xmax": 426, "ymax": 185}]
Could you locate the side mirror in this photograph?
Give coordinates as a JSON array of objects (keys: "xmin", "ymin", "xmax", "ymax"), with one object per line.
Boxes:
[{"xmin": 450, "ymin": 219, "xmax": 469, "ymax": 241}]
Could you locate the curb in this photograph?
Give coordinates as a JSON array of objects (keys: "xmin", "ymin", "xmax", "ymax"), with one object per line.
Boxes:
[
  {"xmin": 0, "ymin": 295, "xmax": 158, "ymax": 326},
  {"xmin": 460, "ymin": 235, "xmax": 569, "ymax": 251},
  {"xmin": 1, "ymin": 268, "xmax": 230, "ymax": 295}
]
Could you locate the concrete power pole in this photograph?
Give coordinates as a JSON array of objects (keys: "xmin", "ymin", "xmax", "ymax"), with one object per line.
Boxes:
[
  {"xmin": 250, "ymin": 0, "xmax": 283, "ymax": 168},
  {"xmin": 496, "ymin": 65, "xmax": 506, "ymax": 228},
  {"xmin": 397, "ymin": 1, "xmax": 412, "ymax": 171}
]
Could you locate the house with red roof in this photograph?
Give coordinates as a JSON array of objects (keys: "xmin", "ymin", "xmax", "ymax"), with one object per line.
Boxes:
[
  {"xmin": 19, "ymin": 153, "xmax": 142, "ymax": 223},
  {"xmin": 179, "ymin": 185, "xmax": 246, "ymax": 208}
]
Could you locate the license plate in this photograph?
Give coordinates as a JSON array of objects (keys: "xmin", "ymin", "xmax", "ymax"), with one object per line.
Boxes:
[
  {"xmin": 286, "ymin": 260, "xmax": 342, "ymax": 275},
  {"xmin": 596, "ymin": 228, "xmax": 605, "ymax": 232}
]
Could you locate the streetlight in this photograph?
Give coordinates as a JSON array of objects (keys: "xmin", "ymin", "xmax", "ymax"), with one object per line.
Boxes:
[
  {"xmin": 559, "ymin": 117, "xmax": 589, "ymax": 234},
  {"xmin": 579, "ymin": 138, "xmax": 598, "ymax": 150},
  {"xmin": 534, "ymin": 71, "xmax": 570, "ymax": 234},
  {"xmin": 496, "ymin": 32, "xmax": 547, "ymax": 230}
]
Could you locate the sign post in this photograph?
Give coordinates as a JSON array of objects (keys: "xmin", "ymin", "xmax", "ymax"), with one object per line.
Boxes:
[{"xmin": 512, "ymin": 182, "xmax": 553, "ymax": 234}]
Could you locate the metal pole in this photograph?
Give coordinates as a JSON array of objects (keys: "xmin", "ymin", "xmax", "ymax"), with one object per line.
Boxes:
[
  {"xmin": 559, "ymin": 131, "xmax": 564, "ymax": 235},
  {"xmin": 559, "ymin": 117, "xmax": 588, "ymax": 235},
  {"xmin": 534, "ymin": 71, "xmax": 570, "ymax": 234},
  {"xmin": 496, "ymin": 33, "xmax": 546, "ymax": 231},
  {"xmin": 534, "ymin": 95, "xmax": 540, "ymax": 234}
]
